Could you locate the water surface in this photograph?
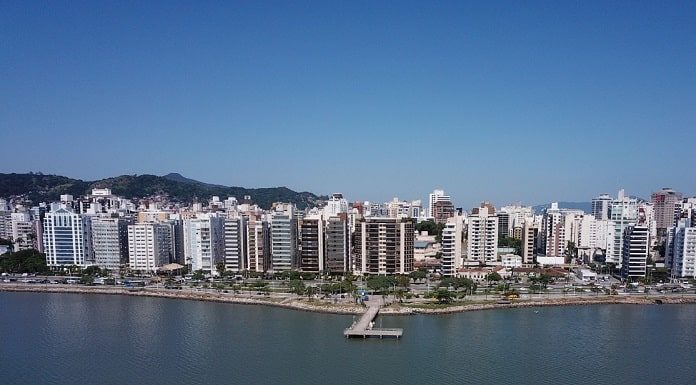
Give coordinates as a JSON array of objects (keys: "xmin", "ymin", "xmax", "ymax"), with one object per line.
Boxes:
[{"xmin": 1, "ymin": 292, "xmax": 693, "ymax": 385}]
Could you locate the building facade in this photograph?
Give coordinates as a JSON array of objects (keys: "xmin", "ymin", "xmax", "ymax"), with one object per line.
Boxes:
[
  {"xmin": 325, "ymin": 215, "xmax": 349, "ymax": 273},
  {"xmin": 269, "ymin": 204, "xmax": 297, "ymax": 272},
  {"xmin": 127, "ymin": 223, "xmax": 172, "ymax": 272},
  {"xmin": 298, "ymin": 215, "xmax": 323, "ymax": 272},
  {"xmin": 670, "ymin": 222, "xmax": 696, "ymax": 278},
  {"xmin": 223, "ymin": 216, "xmax": 246, "ymax": 272},
  {"xmin": 183, "ymin": 216, "xmax": 224, "ymax": 275},
  {"xmin": 43, "ymin": 207, "xmax": 85, "ymax": 267},
  {"xmin": 353, "ymin": 218, "xmax": 414, "ymax": 275},
  {"xmin": 467, "ymin": 204, "xmax": 499, "ymax": 264},
  {"xmin": 441, "ymin": 215, "xmax": 465, "ymax": 276},
  {"xmin": 90, "ymin": 217, "xmax": 125, "ymax": 270},
  {"xmin": 621, "ymin": 225, "xmax": 649, "ymax": 279}
]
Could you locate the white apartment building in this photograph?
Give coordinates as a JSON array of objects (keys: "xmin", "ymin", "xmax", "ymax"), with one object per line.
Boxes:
[
  {"xmin": 11, "ymin": 212, "xmax": 35, "ymax": 251},
  {"xmin": 184, "ymin": 215, "xmax": 224, "ymax": 275},
  {"xmin": 670, "ymin": 221, "xmax": 696, "ymax": 278},
  {"xmin": 428, "ymin": 189, "xmax": 451, "ymax": 218},
  {"xmin": 43, "ymin": 207, "xmax": 85, "ymax": 267},
  {"xmin": 441, "ymin": 215, "xmax": 465, "ymax": 276},
  {"xmin": 128, "ymin": 223, "xmax": 171, "ymax": 272},
  {"xmin": 467, "ymin": 204, "xmax": 498, "ymax": 264},
  {"xmin": 323, "ymin": 193, "xmax": 349, "ymax": 218},
  {"xmin": 606, "ymin": 190, "xmax": 638, "ymax": 266},
  {"xmin": 387, "ymin": 198, "xmax": 422, "ymax": 219},
  {"xmin": 223, "ymin": 215, "xmax": 246, "ymax": 272},
  {"xmin": 591, "ymin": 194, "xmax": 613, "ymax": 221}
]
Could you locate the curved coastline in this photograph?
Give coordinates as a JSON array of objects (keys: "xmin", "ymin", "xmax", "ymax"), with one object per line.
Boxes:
[{"xmin": 2, "ymin": 284, "xmax": 695, "ymax": 315}]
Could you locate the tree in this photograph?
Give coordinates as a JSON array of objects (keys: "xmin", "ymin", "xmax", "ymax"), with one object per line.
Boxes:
[
  {"xmin": 305, "ymin": 286, "xmax": 318, "ymax": 299},
  {"xmin": 394, "ymin": 289, "xmax": 406, "ymax": 302},
  {"xmin": 366, "ymin": 276, "xmax": 396, "ymax": 293},
  {"xmin": 83, "ymin": 265, "xmax": 105, "ymax": 277},
  {"xmin": 434, "ymin": 289, "xmax": 454, "ymax": 304},
  {"xmin": 409, "ymin": 269, "xmax": 427, "ymax": 282},
  {"xmin": 215, "ymin": 262, "xmax": 226, "ymax": 277},
  {"xmin": 498, "ymin": 236, "xmax": 522, "ymax": 256},
  {"xmin": 395, "ymin": 275, "xmax": 410, "ymax": 288},
  {"xmin": 486, "ymin": 272, "xmax": 502, "ymax": 283},
  {"xmin": 0, "ymin": 249, "xmax": 49, "ymax": 274},
  {"xmin": 289, "ymin": 279, "xmax": 306, "ymax": 295},
  {"xmin": 192, "ymin": 269, "xmax": 205, "ymax": 281},
  {"xmin": 80, "ymin": 274, "xmax": 94, "ymax": 285},
  {"xmin": 415, "ymin": 220, "xmax": 438, "ymax": 235}
]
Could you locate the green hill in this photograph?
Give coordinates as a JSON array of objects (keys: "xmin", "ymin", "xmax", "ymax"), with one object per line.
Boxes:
[{"xmin": 0, "ymin": 172, "xmax": 324, "ymax": 209}]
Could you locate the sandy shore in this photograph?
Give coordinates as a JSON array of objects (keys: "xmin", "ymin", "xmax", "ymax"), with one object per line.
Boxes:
[{"xmin": 2, "ymin": 284, "xmax": 695, "ymax": 315}]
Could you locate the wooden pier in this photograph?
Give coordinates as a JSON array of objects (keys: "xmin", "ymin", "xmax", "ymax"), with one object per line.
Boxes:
[{"xmin": 344, "ymin": 304, "xmax": 403, "ymax": 339}]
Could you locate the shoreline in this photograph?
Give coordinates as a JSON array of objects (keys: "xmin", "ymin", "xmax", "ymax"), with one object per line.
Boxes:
[{"xmin": 2, "ymin": 284, "xmax": 696, "ymax": 315}]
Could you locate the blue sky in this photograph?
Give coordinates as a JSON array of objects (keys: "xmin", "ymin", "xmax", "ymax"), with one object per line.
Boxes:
[{"xmin": 2, "ymin": 1, "xmax": 694, "ymax": 208}]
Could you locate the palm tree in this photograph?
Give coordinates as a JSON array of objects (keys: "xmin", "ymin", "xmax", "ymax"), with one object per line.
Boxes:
[{"xmin": 394, "ymin": 289, "xmax": 405, "ymax": 303}]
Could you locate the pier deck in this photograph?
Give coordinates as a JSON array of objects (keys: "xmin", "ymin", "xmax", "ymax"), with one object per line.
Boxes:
[{"xmin": 344, "ymin": 303, "xmax": 403, "ymax": 339}]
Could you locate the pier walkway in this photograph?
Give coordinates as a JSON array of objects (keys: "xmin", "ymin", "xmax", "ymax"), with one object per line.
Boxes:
[{"xmin": 343, "ymin": 300, "xmax": 403, "ymax": 339}]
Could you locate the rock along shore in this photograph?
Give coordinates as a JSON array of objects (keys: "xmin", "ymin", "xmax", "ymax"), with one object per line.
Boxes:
[{"xmin": 2, "ymin": 284, "xmax": 695, "ymax": 316}]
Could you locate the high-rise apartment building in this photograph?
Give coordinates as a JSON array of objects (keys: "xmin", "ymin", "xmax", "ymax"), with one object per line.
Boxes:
[
  {"xmin": 127, "ymin": 223, "xmax": 172, "ymax": 272},
  {"xmin": 432, "ymin": 200, "xmax": 455, "ymax": 224},
  {"xmin": 10, "ymin": 212, "xmax": 36, "ymax": 251},
  {"xmin": 428, "ymin": 189, "xmax": 451, "ymax": 218},
  {"xmin": 497, "ymin": 212, "xmax": 510, "ymax": 239},
  {"xmin": 651, "ymin": 188, "xmax": 683, "ymax": 238},
  {"xmin": 325, "ymin": 215, "xmax": 349, "ymax": 273},
  {"xmin": 542, "ymin": 203, "xmax": 565, "ymax": 257},
  {"xmin": 0, "ymin": 210, "xmax": 13, "ymax": 240},
  {"xmin": 246, "ymin": 214, "xmax": 269, "ymax": 272},
  {"xmin": 298, "ymin": 215, "xmax": 323, "ymax": 272},
  {"xmin": 90, "ymin": 217, "xmax": 127, "ymax": 270},
  {"xmin": 323, "ymin": 193, "xmax": 349, "ymax": 218},
  {"xmin": 621, "ymin": 225, "xmax": 649, "ymax": 279},
  {"xmin": 223, "ymin": 215, "xmax": 246, "ymax": 272},
  {"xmin": 669, "ymin": 220, "xmax": 696, "ymax": 278},
  {"xmin": 591, "ymin": 194, "xmax": 613, "ymax": 221},
  {"xmin": 43, "ymin": 207, "xmax": 86, "ymax": 267},
  {"xmin": 353, "ymin": 217, "xmax": 414, "ymax": 275},
  {"xmin": 441, "ymin": 215, "xmax": 465, "ymax": 276},
  {"xmin": 184, "ymin": 216, "xmax": 225, "ymax": 275},
  {"xmin": 522, "ymin": 220, "xmax": 537, "ymax": 264},
  {"xmin": 606, "ymin": 190, "xmax": 638, "ymax": 266},
  {"xmin": 269, "ymin": 204, "xmax": 297, "ymax": 272},
  {"xmin": 467, "ymin": 203, "xmax": 499, "ymax": 264}
]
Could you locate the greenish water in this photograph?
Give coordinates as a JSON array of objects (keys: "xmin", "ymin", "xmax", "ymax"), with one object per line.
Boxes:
[{"xmin": 1, "ymin": 292, "xmax": 694, "ymax": 385}]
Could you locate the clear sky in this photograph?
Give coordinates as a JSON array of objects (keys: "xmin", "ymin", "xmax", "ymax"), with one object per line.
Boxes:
[{"xmin": 2, "ymin": 1, "xmax": 694, "ymax": 208}]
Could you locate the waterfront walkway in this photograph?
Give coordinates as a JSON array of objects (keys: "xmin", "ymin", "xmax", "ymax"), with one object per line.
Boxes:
[{"xmin": 344, "ymin": 299, "xmax": 403, "ymax": 339}]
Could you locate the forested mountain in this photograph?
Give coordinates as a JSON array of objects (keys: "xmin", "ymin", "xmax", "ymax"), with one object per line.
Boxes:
[{"xmin": 0, "ymin": 172, "xmax": 324, "ymax": 209}]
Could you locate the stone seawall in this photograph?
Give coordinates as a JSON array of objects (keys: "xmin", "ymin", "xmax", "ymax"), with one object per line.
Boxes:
[{"xmin": 3, "ymin": 284, "xmax": 695, "ymax": 316}]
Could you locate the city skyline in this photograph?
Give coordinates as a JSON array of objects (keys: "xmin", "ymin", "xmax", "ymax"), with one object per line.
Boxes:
[{"xmin": 2, "ymin": 2, "xmax": 695, "ymax": 207}]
